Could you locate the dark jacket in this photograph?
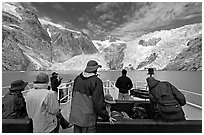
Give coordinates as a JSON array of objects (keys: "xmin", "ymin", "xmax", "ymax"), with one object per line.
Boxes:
[
  {"xmin": 2, "ymin": 92, "xmax": 27, "ymax": 119},
  {"xmin": 115, "ymin": 75, "xmax": 133, "ymax": 93},
  {"xmin": 147, "ymin": 77, "xmax": 186, "ymax": 121},
  {"xmin": 50, "ymin": 76, "xmax": 62, "ymax": 92},
  {"xmin": 69, "ymin": 72, "xmax": 109, "ymax": 127}
]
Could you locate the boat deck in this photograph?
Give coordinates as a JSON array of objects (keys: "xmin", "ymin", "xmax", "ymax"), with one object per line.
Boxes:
[{"xmin": 2, "ymin": 80, "xmax": 202, "ymax": 133}]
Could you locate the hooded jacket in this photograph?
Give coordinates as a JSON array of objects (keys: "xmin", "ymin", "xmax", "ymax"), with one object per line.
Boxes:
[
  {"xmin": 25, "ymin": 83, "xmax": 59, "ymax": 132},
  {"xmin": 69, "ymin": 72, "xmax": 109, "ymax": 127},
  {"xmin": 146, "ymin": 77, "xmax": 186, "ymax": 121}
]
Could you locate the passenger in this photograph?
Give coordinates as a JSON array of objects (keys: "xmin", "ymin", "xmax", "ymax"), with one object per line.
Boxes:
[
  {"xmin": 25, "ymin": 72, "xmax": 60, "ymax": 133},
  {"xmin": 50, "ymin": 72, "xmax": 63, "ymax": 99},
  {"xmin": 69, "ymin": 60, "xmax": 116, "ymax": 133},
  {"xmin": 2, "ymin": 80, "xmax": 28, "ymax": 119},
  {"xmin": 147, "ymin": 68, "xmax": 154, "ymax": 77},
  {"xmin": 146, "ymin": 76, "xmax": 186, "ymax": 121},
  {"xmin": 115, "ymin": 69, "xmax": 133, "ymax": 100}
]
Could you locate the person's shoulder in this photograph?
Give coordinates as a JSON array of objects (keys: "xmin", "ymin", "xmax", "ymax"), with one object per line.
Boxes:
[{"xmin": 95, "ymin": 76, "xmax": 103, "ymax": 83}]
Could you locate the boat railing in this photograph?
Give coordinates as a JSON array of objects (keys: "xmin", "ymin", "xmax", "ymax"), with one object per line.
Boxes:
[{"xmin": 2, "ymin": 80, "xmax": 202, "ymax": 109}]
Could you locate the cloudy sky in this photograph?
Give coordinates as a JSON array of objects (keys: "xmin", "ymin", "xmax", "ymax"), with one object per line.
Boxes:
[{"xmin": 23, "ymin": 2, "xmax": 201, "ymax": 40}]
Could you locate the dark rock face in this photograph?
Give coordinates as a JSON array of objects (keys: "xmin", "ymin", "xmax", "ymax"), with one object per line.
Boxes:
[
  {"xmin": 51, "ymin": 30, "xmax": 98, "ymax": 62},
  {"xmin": 104, "ymin": 43, "xmax": 126, "ymax": 70},
  {"xmin": 2, "ymin": 2, "xmax": 98, "ymax": 71},
  {"xmin": 163, "ymin": 35, "xmax": 202, "ymax": 71},
  {"xmin": 136, "ymin": 53, "xmax": 158, "ymax": 69},
  {"xmin": 139, "ymin": 38, "xmax": 161, "ymax": 46},
  {"xmin": 2, "ymin": 5, "xmax": 52, "ymax": 71}
]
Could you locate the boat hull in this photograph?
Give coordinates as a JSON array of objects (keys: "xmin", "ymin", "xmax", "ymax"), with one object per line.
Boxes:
[{"xmin": 96, "ymin": 100, "xmax": 202, "ymax": 133}]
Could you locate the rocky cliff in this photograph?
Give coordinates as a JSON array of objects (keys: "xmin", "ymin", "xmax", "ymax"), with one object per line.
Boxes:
[
  {"xmin": 2, "ymin": 2, "xmax": 52, "ymax": 71},
  {"xmin": 163, "ymin": 35, "xmax": 202, "ymax": 71},
  {"xmin": 2, "ymin": 2, "xmax": 202, "ymax": 71},
  {"xmin": 124, "ymin": 23, "xmax": 202, "ymax": 71},
  {"xmin": 2, "ymin": 2, "xmax": 98, "ymax": 71}
]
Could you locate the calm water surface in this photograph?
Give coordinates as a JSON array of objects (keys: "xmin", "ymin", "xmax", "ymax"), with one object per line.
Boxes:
[{"xmin": 2, "ymin": 70, "xmax": 202, "ymax": 94}]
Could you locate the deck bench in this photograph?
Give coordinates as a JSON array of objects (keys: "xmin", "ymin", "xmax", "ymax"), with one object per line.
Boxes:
[{"xmin": 2, "ymin": 119, "xmax": 33, "ymax": 133}]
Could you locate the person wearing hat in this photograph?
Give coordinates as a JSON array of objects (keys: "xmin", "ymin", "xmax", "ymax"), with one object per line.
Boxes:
[
  {"xmin": 50, "ymin": 72, "xmax": 63, "ymax": 98},
  {"xmin": 147, "ymin": 68, "xmax": 154, "ymax": 77},
  {"xmin": 69, "ymin": 60, "xmax": 116, "ymax": 133},
  {"xmin": 25, "ymin": 72, "xmax": 60, "ymax": 133},
  {"xmin": 115, "ymin": 69, "xmax": 133, "ymax": 100},
  {"xmin": 146, "ymin": 76, "xmax": 186, "ymax": 122},
  {"xmin": 2, "ymin": 80, "xmax": 28, "ymax": 119}
]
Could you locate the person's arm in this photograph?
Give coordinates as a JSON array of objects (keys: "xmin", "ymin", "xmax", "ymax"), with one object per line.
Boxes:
[
  {"xmin": 92, "ymin": 79, "xmax": 109, "ymax": 120},
  {"xmin": 55, "ymin": 78, "xmax": 62, "ymax": 87},
  {"xmin": 170, "ymin": 83, "xmax": 186, "ymax": 106},
  {"xmin": 17, "ymin": 97, "xmax": 28, "ymax": 118},
  {"xmin": 128, "ymin": 78, "xmax": 133, "ymax": 90},
  {"xmin": 115, "ymin": 78, "xmax": 120, "ymax": 88},
  {"xmin": 43, "ymin": 92, "xmax": 60, "ymax": 115}
]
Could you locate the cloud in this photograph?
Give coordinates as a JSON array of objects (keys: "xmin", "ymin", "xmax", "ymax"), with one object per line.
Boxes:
[
  {"xmin": 20, "ymin": 2, "xmax": 38, "ymax": 14},
  {"xmin": 111, "ymin": 2, "xmax": 202, "ymax": 41},
  {"xmin": 78, "ymin": 16, "xmax": 87, "ymax": 23},
  {"xmin": 52, "ymin": 3, "xmax": 65, "ymax": 12},
  {"xmin": 41, "ymin": 16, "xmax": 53, "ymax": 22},
  {"xmin": 95, "ymin": 2, "xmax": 119, "ymax": 13}
]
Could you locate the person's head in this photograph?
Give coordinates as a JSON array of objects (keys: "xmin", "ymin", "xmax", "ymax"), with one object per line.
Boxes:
[
  {"xmin": 84, "ymin": 60, "xmax": 102, "ymax": 73},
  {"xmin": 9, "ymin": 80, "xmax": 28, "ymax": 92},
  {"xmin": 147, "ymin": 68, "xmax": 154, "ymax": 77},
  {"xmin": 34, "ymin": 72, "xmax": 49, "ymax": 84},
  {"xmin": 51, "ymin": 72, "xmax": 58, "ymax": 77},
  {"xmin": 122, "ymin": 69, "xmax": 127, "ymax": 75}
]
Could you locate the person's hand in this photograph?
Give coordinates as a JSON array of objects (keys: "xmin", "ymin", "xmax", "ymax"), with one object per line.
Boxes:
[
  {"xmin": 109, "ymin": 116, "xmax": 116, "ymax": 124},
  {"xmin": 106, "ymin": 104, "xmax": 111, "ymax": 113},
  {"xmin": 59, "ymin": 77, "xmax": 63, "ymax": 80}
]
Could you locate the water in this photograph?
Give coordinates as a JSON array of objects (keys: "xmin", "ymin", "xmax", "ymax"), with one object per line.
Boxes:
[{"xmin": 2, "ymin": 70, "xmax": 202, "ymax": 95}]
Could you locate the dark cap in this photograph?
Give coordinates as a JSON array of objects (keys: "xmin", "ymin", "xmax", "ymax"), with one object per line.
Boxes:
[
  {"xmin": 34, "ymin": 72, "xmax": 49, "ymax": 83},
  {"xmin": 84, "ymin": 60, "xmax": 102, "ymax": 73},
  {"xmin": 10, "ymin": 80, "xmax": 28, "ymax": 91},
  {"xmin": 147, "ymin": 68, "xmax": 154, "ymax": 75},
  {"xmin": 51, "ymin": 72, "xmax": 58, "ymax": 76}
]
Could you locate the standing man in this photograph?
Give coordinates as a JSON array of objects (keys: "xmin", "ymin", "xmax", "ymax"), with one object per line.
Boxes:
[
  {"xmin": 50, "ymin": 72, "xmax": 63, "ymax": 92},
  {"xmin": 115, "ymin": 69, "xmax": 133, "ymax": 100},
  {"xmin": 147, "ymin": 68, "xmax": 154, "ymax": 77},
  {"xmin": 69, "ymin": 60, "xmax": 115, "ymax": 133},
  {"xmin": 2, "ymin": 80, "xmax": 28, "ymax": 119},
  {"xmin": 25, "ymin": 72, "xmax": 60, "ymax": 133}
]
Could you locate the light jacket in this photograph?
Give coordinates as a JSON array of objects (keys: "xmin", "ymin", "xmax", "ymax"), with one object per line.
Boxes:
[
  {"xmin": 69, "ymin": 72, "xmax": 109, "ymax": 127},
  {"xmin": 25, "ymin": 83, "xmax": 59, "ymax": 133}
]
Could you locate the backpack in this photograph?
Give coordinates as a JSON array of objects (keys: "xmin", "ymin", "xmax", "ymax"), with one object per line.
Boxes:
[
  {"xmin": 150, "ymin": 82, "xmax": 185, "ymax": 121},
  {"xmin": 132, "ymin": 104, "xmax": 147, "ymax": 119}
]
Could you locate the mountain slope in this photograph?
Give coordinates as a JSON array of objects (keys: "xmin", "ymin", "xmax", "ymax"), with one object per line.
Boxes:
[
  {"xmin": 163, "ymin": 35, "xmax": 202, "ymax": 70},
  {"xmin": 124, "ymin": 23, "xmax": 202, "ymax": 70},
  {"xmin": 2, "ymin": 2, "xmax": 99, "ymax": 71}
]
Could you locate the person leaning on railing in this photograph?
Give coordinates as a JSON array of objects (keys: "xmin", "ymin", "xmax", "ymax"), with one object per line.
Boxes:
[
  {"xmin": 2, "ymin": 80, "xmax": 28, "ymax": 119},
  {"xmin": 69, "ymin": 60, "xmax": 116, "ymax": 133},
  {"xmin": 25, "ymin": 72, "xmax": 60, "ymax": 133},
  {"xmin": 115, "ymin": 69, "xmax": 133, "ymax": 100}
]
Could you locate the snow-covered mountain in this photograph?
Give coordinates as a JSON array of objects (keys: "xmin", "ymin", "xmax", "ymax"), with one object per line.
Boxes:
[
  {"xmin": 92, "ymin": 36, "xmax": 126, "ymax": 52},
  {"xmin": 2, "ymin": 2, "xmax": 98, "ymax": 71},
  {"xmin": 2, "ymin": 2, "xmax": 202, "ymax": 71},
  {"xmin": 124, "ymin": 23, "xmax": 202, "ymax": 70}
]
